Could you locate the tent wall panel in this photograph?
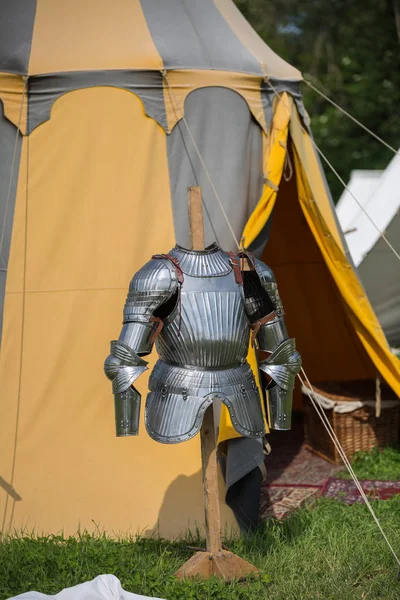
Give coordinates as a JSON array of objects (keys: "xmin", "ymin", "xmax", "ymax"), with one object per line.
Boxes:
[
  {"xmin": 28, "ymin": 0, "xmax": 163, "ymax": 74},
  {"xmin": 0, "ymin": 87, "xmax": 240, "ymax": 537},
  {"xmin": 212, "ymin": 0, "xmax": 302, "ymax": 80},
  {"xmin": 0, "ymin": 105, "xmax": 23, "ymax": 337},
  {"xmin": 139, "ymin": 0, "xmax": 262, "ymax": 74},
  {"xmin": 0, "ymin": 0, "xmax": 36, "ymax": 75},
  {"xmin": 167, "ymin": 87, "xmax": 263, "ymax": 250}
]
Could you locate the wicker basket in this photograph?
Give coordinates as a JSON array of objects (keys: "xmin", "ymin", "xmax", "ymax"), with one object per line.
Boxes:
[{"xmin": 303, "ymin": 380, "xmax": 399, "ymax": 464}]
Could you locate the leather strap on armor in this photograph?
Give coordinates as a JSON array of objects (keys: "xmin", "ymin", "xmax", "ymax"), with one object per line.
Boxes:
[
  {"xmin": 238, "ymin": 249, "xmax": 255, "ymax": 273},
  {"xmin": 227, "ymin": 251, "xmax": 243, "ymax": 285},
  {"xmin": 152, "ymin": 253, "xmax": 184, "ymax": 284},
  {"xmin": 149, "ymin": 316, "xmax": 164, "ymax": 344},
  {"xmin": 251, "ymin": 310, "xmax": 278, "ymax": 344}
]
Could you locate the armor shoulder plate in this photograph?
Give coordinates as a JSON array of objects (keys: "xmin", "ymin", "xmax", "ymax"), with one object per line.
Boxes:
[
  {"xmin": 123, "ymin": 257, "xmax": 179, "ymax": 324},
  {"xmin": 242, "ymin": 258, "xmax": 275, "ymax": 323},
  {"xmin": 253, "ymin": 259, "xmax": 276, "ymax": 284},
  {"xmin": 253, "ymin": 259, "xmax": 283, "ymax": 315}
]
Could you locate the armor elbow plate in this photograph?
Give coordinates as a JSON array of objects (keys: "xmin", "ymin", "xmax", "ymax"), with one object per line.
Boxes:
[
  {"xmin": 259, "ymin": 338, "xmax": 301, "ymax": 431},
  {"xmin": 104, "ymin": 340, "xmax": 149, "ymax": 437},
  {"xmin": 251, "ymin": 260, "xmax": 302, "ymax": 431}
]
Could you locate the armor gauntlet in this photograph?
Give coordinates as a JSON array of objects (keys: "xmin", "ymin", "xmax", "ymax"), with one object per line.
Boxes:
[
  {"xmin": 104, "ymin": 341, "xmax": 148, "ymax": 436},
  {"xmin": 250, "ymin": 260, "xmax": 301, "ymax": 431},
  {"xmin": 104, "ymin": 258, "xmax": 179, "ymax": 436}
]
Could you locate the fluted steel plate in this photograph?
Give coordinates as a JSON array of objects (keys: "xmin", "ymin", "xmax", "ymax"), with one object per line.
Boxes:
[
  {"xmin": 256, "ymin": 317, "xmax": 288, "ymax": 352},
  {"xmin": 266, "ymin": 384, "xmax": 293, "ymax": 431},
  {"xmin": 157, "ymin": 289, "xmax": 250, "ymax": 368},
  {"xmin": 123, "ymin": 257, "xmax": 178, "ymax": 322},
  {"xmin": 259, "ymin": 338, "xmax": 302, "ymax": 390},
  {"xmin": 145, "ymin": 360, "xmax": 265, "ymax": 443},
  {"xmin": 115, "ymin": 387, "xmax": 141, "ymax": 437},
  {"xmin": 104, "ymin": 340, "xmax": 148, "ymax": 393},
  {"xmin": 170, "ymin": 244, "xmax": 232, "ymax": 277},
  {"xmin": 112, "ymin": 365, "xmax": 148, "ymax": 394},
  {"xmin": 110, "ymin": 340, "xmax": 148, "ymax": 366},
  {"xmin": 253, "ymin": 259, "xmax": 285, "ymax": 315}
]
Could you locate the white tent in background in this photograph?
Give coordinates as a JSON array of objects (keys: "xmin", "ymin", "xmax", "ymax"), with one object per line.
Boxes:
[{"xmin": 336, "ymin": 152, "xmax": 400, "ymax": 346}]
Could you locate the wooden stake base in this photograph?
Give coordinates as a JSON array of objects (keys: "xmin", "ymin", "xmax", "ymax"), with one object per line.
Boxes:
[{"xmin": 174, "ymin": 551, "xmax": 259, "ymax": 582}]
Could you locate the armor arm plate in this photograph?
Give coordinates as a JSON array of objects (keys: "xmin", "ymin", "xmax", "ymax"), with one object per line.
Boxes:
[
  {"xmin": 249, "ymin": 259, "xmax": 302, "ymax": 431},
  {"xmin": 105, "ymin": 258, "xmax": 179, "ymax": 436},
  {"xmin": 251, "ymin": 259, "xmax": 286, "ymax": 352}
]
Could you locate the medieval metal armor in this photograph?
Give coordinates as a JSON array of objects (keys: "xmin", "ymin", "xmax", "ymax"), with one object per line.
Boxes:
[
  {"xmin": 243, "ymin": 257, "xmax": 302, "ymax": 430},
  {"xmin": 104, "ymin": 243, "xmax": 301, "ymax": 442}
]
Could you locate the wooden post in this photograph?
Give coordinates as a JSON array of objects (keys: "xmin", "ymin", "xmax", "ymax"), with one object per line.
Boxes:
[
  {"xmin": 174, "ymin": 187, "xmax": 259, "ymax": 582},
  {"xmin": 188, "ymin": 185, "xmax": 221, "ymax": 555},
  {"xmin": 188, "ymin": 186, "xmax": 205, "ymax": 251},
  {"xmin": 200, "ymin": 407, "xmax": 221, "ymax": 555}
]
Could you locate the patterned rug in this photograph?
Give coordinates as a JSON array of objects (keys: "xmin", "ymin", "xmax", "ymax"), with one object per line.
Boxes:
[
  {"xmin": 260, "ymin": 483, "xmax": 322, "ymax": 521},
  {"xmin": 259, "ymin": 419, "xmax": 400, "ymax": 521},
  {"xmin": 260, "ymin": 421, "xmax": 341, "ymax": 521},
  {"xmin": 321, "ymin": 478, "xmax": 400, "ymax": 504}
]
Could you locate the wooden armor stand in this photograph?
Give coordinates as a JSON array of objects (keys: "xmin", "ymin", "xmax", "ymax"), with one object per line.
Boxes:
[{"xmin": 174, "ymin": 187, "xmax": 259, "ymax": 582}]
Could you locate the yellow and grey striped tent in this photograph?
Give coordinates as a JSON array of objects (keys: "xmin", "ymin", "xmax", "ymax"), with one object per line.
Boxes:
[{"xmin": 1, "ymin": 0, "xmax": 399, "ymax": 538}]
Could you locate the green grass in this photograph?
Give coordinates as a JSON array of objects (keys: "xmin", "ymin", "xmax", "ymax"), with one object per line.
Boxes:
[
  {"xmin": 337, "ymin": 445, "xmax": 400, "ymax": 481},
  {"xmin": 2, "ymin": 496, "xmax": 400, "ymax": 600}
]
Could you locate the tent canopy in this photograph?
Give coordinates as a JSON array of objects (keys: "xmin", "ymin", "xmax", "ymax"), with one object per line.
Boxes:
[{"xmin": 0, "ymin": 0, "xmax": 398, "ymax": 540}]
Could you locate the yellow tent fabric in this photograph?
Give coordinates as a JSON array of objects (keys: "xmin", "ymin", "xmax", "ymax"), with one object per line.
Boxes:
[
  {"xmin": 289, "ymin": 110, "xmax": 400, "ymax": 395},
  {"xmin": 242, "ymin": 94, "xmax": 292, "ymax": 245},
  {"xmin": 241, "ymin": 98, "xmax": 400, "ymax": 403}
]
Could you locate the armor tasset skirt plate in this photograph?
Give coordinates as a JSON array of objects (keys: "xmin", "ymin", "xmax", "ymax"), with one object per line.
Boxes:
[{"xmin": 104, "ymin": 243, "xmax": 301, "ymax": 443}]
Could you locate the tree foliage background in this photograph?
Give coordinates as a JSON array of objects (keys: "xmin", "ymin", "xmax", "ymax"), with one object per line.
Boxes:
[{"xmin": 234, "ymin": 0, "xmax": 400, "ymax": 201}]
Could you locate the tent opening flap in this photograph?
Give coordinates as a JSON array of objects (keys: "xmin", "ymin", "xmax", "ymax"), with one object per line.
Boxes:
[{"xmin": 261, "ymin": 166, "xmax": 377, "ymax": 410}]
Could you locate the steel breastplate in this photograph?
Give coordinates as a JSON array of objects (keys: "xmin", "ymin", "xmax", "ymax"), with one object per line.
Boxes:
[{"xmin": 155, "ymin": 245, "xmax": 251, "ymax": 369}]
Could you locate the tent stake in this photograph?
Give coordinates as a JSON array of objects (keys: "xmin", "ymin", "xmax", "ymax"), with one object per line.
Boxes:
[{"xmin": 174, "ymin": 186, "xmax": 259, "ymax": 582}]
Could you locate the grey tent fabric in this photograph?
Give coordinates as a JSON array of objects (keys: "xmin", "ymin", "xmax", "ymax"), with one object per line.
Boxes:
[
  {"xmin": 0, "ymin": 0, "xmax": 36, "ymax": 74},
  {"xmin": 261, "ymin": 78, "xmax": 308, "ymax": 132},
  {"xmin": 139, "ymin": 0, "xmax": 263, "ymax": 75},
  {"xmin": 219, "ymin": 437, "xmax": 264, "ymax": 532},
  {"xmin": 223, "ymin": 437, "xmax": 264, "ymax": 490},
  {"xmin": 27, "ymin": 71, "xmax": 167, "ymax": 134},
  {"xmin": 21, "ymin": 73, "xmax": 307, "ymax": 136},
  {"xmin": 167, "ymin": 87, "xmax": 263, "ymax": 250},
  {"xmin": 0, "ymin": 105, "xmax": 23, "ymax": 341}
]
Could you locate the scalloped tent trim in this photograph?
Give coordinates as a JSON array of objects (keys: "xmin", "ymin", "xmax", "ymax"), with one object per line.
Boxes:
[{"xmin": 0, "ymin": 70, "xmax": 308, "ymax": 137}]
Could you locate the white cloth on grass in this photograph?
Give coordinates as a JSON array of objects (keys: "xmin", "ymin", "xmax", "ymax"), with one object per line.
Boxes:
[{"xmin": 8, "ymin": 574, "xmax": 164, "ymax": 600}]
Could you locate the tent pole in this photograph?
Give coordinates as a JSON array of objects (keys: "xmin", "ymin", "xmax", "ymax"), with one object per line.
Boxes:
[{"xmin": 174, "ymin": 186, "xmax": 259, "ymax": 582}]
